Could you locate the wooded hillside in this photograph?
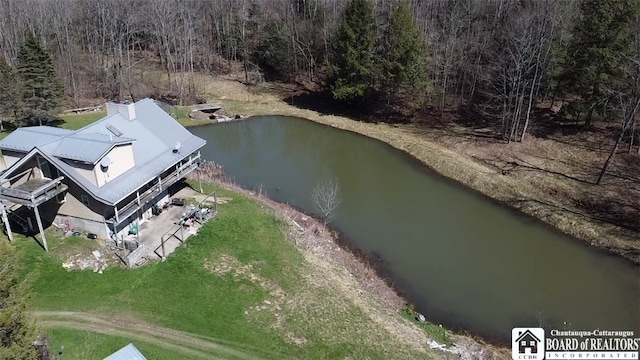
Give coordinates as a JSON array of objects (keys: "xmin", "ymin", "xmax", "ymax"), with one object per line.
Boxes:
[{"xmin": 0, "ymin": 0, "xmax": 638, "ymax": 178}]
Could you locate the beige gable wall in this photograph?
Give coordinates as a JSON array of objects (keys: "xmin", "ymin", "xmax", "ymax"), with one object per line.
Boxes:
[
  {"xmin": 69, "ymin": 161, "xmax": 98, "ymax": 186},
  {"xmin": 94, "ymin": 144, "xmax": 135, "ymax": 187},
  {"xmin": 1, "ymin": 150, "xmax": 27, "ymax": 170}
]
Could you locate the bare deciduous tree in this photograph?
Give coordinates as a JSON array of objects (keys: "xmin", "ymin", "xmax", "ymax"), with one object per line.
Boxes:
[
  {"xmin": 597, "ymin": 56, "xmax": 640, "ymax": 184},
  {"xmin": 312, "ymin": 178, "xmax": 341, "ymax": 228}
]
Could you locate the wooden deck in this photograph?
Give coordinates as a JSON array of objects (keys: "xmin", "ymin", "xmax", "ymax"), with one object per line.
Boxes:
[{"xmin": 0, "ymin": 177, "xmax": 68, "ymax": 207}]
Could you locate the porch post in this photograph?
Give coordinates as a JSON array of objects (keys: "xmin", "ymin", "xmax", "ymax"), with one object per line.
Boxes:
[
  {"xmin": 114, "ymin": 206, "xmax": 119, "ymax": 223},
  {"xmin": 0, "ymin": 202, "xmax": 13, "ymax": 243},
  {"xmin": 161, "ymin": 233, "xmax": 166, "ymax": 259},
  {"xmin": 136, "ymin": 191, "xmax": 141, "ymax": 205},
  {"xmin": 158, "ymin": 176, "xmax": 162, "ymax": 192},
  {"xmin": 33, "ymin": 204, "xmax": 48, "ymax": 252}
]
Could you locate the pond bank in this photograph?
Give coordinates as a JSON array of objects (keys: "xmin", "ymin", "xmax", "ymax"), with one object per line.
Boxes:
[
  {"xmin": 200, "ymin": 77, "xmax": 639, "ymax": 264},
  {"xmin": 188, "ymin": 173, "xmax": 511, "ymax": 359}
]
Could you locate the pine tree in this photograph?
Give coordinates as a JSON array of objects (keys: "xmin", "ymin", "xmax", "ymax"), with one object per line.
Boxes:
[
  {"xmin": 328, "ymin": 0, "xmax": 376, "ymax": 102},
  {"xmin": 558, "ymin": 0, "xmax": 638, "ymax": 127},
  {"xmin": 0, "ymin": 241, "xmax": 38, "ymax": 360},
  {"xmin": 16, "ymin": 32, "xmax": 64, "ymax": 127},
  {"xmin": 379, "ymin": 1, "xmax": 428, "ymax": 108},
  {"xmin": 0, "ymin": 57, "xmax": 21, "ymax": 131},
  {"xmin": 255, "ymin": 22, "xmax": 296, "ymax": 81}
]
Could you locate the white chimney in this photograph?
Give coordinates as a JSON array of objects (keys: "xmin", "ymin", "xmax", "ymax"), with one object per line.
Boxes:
[{"xmin": 106, "ymin": 102, "xmax": 136, "ymax": 121}]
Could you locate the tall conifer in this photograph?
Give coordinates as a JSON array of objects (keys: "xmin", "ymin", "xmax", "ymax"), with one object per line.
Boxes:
[
  {"xmin": 0, "ymin": 57, "xmax": 21, "ymax": 130},
  {"xmin": 329, "ymin": 0, "xmax": 376, "ymax": 102},
  {"xmin": 16, "ymin": 32, "xmax": 64, "ymax": 126},
  {"xmin": 558, "ymin": 0, "xmax": 638, "ymax": 127}
]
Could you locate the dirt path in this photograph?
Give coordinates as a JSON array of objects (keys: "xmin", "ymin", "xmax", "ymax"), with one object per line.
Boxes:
[{"xmin": 34, "ymin": 311, "xmax": 274, "ymax": 360}]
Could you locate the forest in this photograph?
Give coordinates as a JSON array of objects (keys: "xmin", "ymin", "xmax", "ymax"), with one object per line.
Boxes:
[
  {"xmin": 0, "ymin": 2, "xmax": 639, "ymax": 358},
  {"xmin": 0, "ymin": 0, "xmax": 638, "ymax": 182}
]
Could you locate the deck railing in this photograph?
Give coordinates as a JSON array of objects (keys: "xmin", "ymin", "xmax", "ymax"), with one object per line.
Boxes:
[
  {"xmin": 0, "ymin": 177, "xmax": 68, "ymax": 207},
  {"xmin": 112, "ymin": 153, "xmax": 201, "ymax": 224}
]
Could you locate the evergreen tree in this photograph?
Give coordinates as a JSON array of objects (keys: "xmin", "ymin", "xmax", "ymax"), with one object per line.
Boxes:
[
  {"xmin": 0, "ymin": 241, "xmax": 38, "ymax": 360},
  {"xmin": 0, "ymin": 57, "xmax": 21, "ymax": 131},
  {"xmin": 379, "ymin": 1, "xmax": 428, "ymax": 108},
  {"xmin": 255, "ymin": 22, "xmax": 296, "ymax": 81},
  {"xmin": 558, "ymin": 0, "xmax": 638, "ymax": 127},
  {"xmin": 328, "ymin": 0, "xmax": 376, "ymax": 102},
  {"xmin": 16, "ymin": 32, "xmax": 64, "ymax": 126}
]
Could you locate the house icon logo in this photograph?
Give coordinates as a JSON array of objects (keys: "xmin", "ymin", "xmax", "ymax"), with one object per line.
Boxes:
[{"xmin": 512, "ymin": 328, "xmax": 545, "ymax": 360}]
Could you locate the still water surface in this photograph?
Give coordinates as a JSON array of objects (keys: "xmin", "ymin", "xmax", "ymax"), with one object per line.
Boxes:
[{"xmin": 191, "ymin": 116, "xmax": 640, "ymax": 340}]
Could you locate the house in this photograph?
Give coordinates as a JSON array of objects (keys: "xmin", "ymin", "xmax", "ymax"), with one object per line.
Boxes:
[
  {"xmin": 103, "ymin": 343, "xmax": 147, "ymax": 360},
  {"xmin": 0, "ymin": 99, "xmax": 206, "ymax": 250},
  {"xmin": 515, "ymin": 329, "xmax": 541, "ymax": 354}
]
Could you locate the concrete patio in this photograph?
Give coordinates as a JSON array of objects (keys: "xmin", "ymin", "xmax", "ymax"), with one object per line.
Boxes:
[{"xmin": 121, "ymin": 187, "xmax": 216, "ymax": 263}]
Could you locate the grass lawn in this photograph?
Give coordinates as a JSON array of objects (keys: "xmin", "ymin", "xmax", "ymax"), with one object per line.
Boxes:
[
  {"xmin": 173, "ymin": 106, "xmax": 206, "ymax": 127},
  {"xmin": 47, "ymin": 327, "xmax": 192, "ymax": 360},
  {"xmin": 58, "ymin": 112, "xmax": 107, "ymax": 130},
  {"xmin": 13, "ymin": 182, "xmax": 435, "ymax": 359},
  {"xmin": 57, "ymin": 107, "xmax": 204, "ymax": 129}
]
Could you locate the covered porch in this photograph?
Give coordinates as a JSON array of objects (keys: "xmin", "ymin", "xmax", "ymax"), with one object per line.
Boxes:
[
  {"xmin": 110, "ymin": 151, "xmax": 202, "ymax": 229},
  {"xmin": 0, "ymin": 174, "xmax": 68, "ymax": 251},
  {"xmin": 114, "ymin": 186, "xmax": 217, "ymax": 267}
]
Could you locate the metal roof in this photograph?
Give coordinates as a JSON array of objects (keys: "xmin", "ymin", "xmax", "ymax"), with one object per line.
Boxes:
[
  {"xmin": 0, "ymin": 126, "xmax": 73, "ymax": 152},
  {"xmin": 103, "ymin": 343, "xmax": 147, "ymax": 360},
  {"xmin": 52, "ymin": 133, "xmax": 135, "ymax": 163},
  {"xmin": 0, "ymin": 98, "xmax": 206, "ymax": 205}
]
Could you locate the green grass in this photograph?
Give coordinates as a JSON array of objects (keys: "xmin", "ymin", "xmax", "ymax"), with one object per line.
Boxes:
[
  {"xmin": 18, "ymin": 185, "xmax": 300, "ymax": 356},
  {"xmin": 0, "ymin": 112, "xmax": 103, "ymax": 140},
  {"xmin": 401, "ymin": 305, "xmax": 451, "ymax": 346},
  {"xmin": 56, "ymin": 106, "xmax": 205, "ymax": 131},
  {"xmin": 58, "ymin": 112, "xmax": 107, "ymax": 130},
  {"xmin": 10, "ymin": 183, "xmax": 434, "ymax": 359},
  {"xmin": 47, "ymin": 328, "xmax": 192, "ymax": 360},
  {"xmin": 57, "ymin": 107, "xmax": 203, "ymax": 129}
]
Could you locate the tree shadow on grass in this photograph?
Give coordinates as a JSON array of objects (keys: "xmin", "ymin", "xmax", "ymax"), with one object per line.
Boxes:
[
  {"xmin": 577, "ymin": 195, "xmax": 640, "ymax": 233},
  {"xmin": 283, "ymin": 90, "xmax": 370, "ymax": 120},
  {"xmin": 283, "ymin": 89, "xmax": 416, "ymax": 124}
]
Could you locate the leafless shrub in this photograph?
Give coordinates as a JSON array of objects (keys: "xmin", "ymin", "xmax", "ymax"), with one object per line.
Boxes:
[{"xmin": 311, "ymin": 178, "xmax": 341, "ymax": 228}]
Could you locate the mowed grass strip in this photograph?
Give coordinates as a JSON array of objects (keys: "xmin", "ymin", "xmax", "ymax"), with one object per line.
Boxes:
[
  {"xmin": 15, "ymin": 183, "xmax": 434, "ymax": 359},
  {"xmin": 46, "ymin": 327, "xmax": 201, "ymax": 360}
]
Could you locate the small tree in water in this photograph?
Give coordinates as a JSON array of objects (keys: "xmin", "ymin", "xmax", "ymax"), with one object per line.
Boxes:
[{"xmin": 312, "ymin": 178, "xmax": 341, "ymax": 228}]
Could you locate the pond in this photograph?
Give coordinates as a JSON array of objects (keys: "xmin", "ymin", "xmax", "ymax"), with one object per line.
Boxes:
[{"xmin": 191, "ymin": 116, "xmax": 640, "ymax": 340}]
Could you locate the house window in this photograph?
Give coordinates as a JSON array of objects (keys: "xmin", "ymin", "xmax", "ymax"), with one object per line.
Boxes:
[
  {"xmin": 37, "ymin": 156, "xmax": 57, "ymax": 179},
  {"xmin": 81, "ymin": 195, "xmax": 90, "ymax": 206},
  {"xmin": 521, "ymin": 341, "xmax": 526, "ymax": 346},
  {"xmin": 530, "ymin": 341, "xmax": 535, "ymax": 346}
]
